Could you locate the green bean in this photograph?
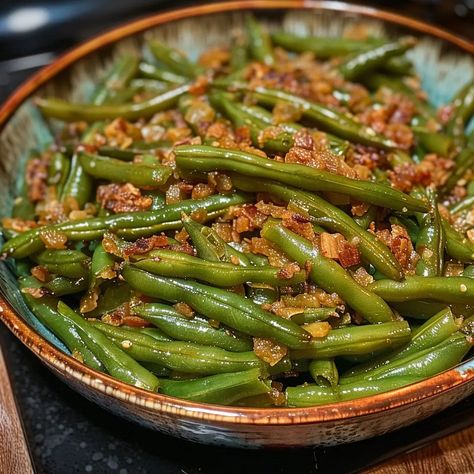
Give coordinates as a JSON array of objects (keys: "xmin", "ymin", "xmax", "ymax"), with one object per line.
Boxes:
[
  {"xmin": 271, "ymin": 32, "xmax": 378, "ymax": 58},
  {"xmin": 132, "ymin": 249, "xmax": 306, "ymax": 287},
  {"xmin": 230, "ymin": 39, "xmax": 249, "ymax": 72},
  {"xmin": 450, "ymin": 196, "xmax": 474, "ymax": 214},
  {"xmin": 91, "ymin": 55, "xmax": 139, "ymax": 105},
  {"xmin": 129, "ymin": 78, "xmax": 170, "ymax": 92},
  {"xmin": 286, "ymin": 376, "xmax": 423, "ymax": 407},
  {"xmin": 147, "ymin": 40, "xmax": 204, "ymax": 78},
  {"xmin": 339, "ymin": 37, "xmax": 416, "ymax": 81},
  {"xmin": 47, "ymin": 151, "xmax": 70, "ymax": 197},
  {"xmin": 158, "ymin": 369, "xmax": 270, "ymax": 405},
  {"xmin": 134, "ymin": 303, "xmax": 252, "ymax": 352},
  {"xmin": 42, "ymin": 275, "xmax": 89, "ymax": 296},
  {"xmin": 2, "ymin": 193, "xmax": 249, "ymax": 258},
  {"xmin": 90, "ymin": 321, "xmax": 172, "ymax": 344},
  {"xmin": 442, "ymin": 219, "xmax": 474, "ymax": 263},
  {"xmin": 60, "ymin": 153, "xmax": 93, "ymax": 208},
  {"xmin": 413, "ymin": 128, "xmax": 453, "ymax": 156},
  {"xmin": 390, "ymin": 300, "xmax": 448, "ymax": 319},
  {"xmin": 57, "ymin": 302, "xmax": 159, "ymax": 390},
  {"xmin": 95, "ymin": 320, "xmax": 267, "ymax": 375},
  {"xmin": 245, "ymin": 15, "xmax": 274, "ymax": 66},
  {"xmin": 290, "ymin": 308, "xmax": 338, "ymax": 325},
  {"xmin": 122, "ymin": 265, "xmax": 311, "ymax": 349},
  {"xmin": 213, "ymin": 84, "xmax": 401, "ymax": 150},
  {"xmin": 261, "ymin": 220, "xmax": 395, "ymax": 323},
  {"xmin": 440, "ymin": 147, "xmax": 474, "ymax": 196},
  {"xmin": 382, "ymin": 55, "xmax": 414, "ymax": 76},
  {"xmin": 182, "ymin": 215, "xmax": 251, "ymax": 266},
  {"xmin": 245, "ymin": 284, "xmax": 279, "ymax": 305},
  {"xmin": 34, "ymin": 249, "xmax": 90, "ymax": 279},
  {"xmin": 369, "ymin": 276, "xmax": 474, "ymax": 304},
  {"xmin": 463, "ymin": 265, "xmax": 474, "ymax": 278},
  {"xmin": 137, "ymin": 62, "xmax": 188, "ymax": 84},
  {"xmin": 446, "ymin": 80, "xmax": 474, "ymax": 146},
  {"xmin": 413, "ymin": 187, "xmax": 445, "ymax": 277},
  {"xmin": 291, "ymin": 321, "xmax": 411, "ymax": 360},
  {"xmin": 175, "ymin": 145, "xmax": 427, "ymax": 212},
  {"xmin": 79, "ymin": 152, "xmax": 172, "ymax": 187},
  {"xmin": 231, "ymin": 174, "xmax": 403, "ymax": 280},
  {"xmin": 36, "ymin": 84, "xmax": 189, "ymax": 122},
  {"xmin": 97, "ymin": 141, "xmax": 172, "ymax": 160},
  {"xmin": 353, "ymin": 206, "xmax": 377, "ymax": 230},
  {"xmin": 342, "ymin": 307, "xmax": 458, "ymax": 381},
  {"xmin": 309, "ymin": 359, "xmax": 339, "ymax": 387},
  {"xmin": 341, "ymin": 331, "xmax": 471, "ymax": 384},
  {"xmin": 20, "ymin": 277, "xmax": 104, "ymax": 371}
]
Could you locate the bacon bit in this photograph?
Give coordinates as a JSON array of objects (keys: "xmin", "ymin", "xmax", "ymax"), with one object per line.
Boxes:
[
  {"xmin": 314, "ymin": 288, "xmax": 344, "ymax": 307},
  {"xmin": 198, "ymin": 47, "xmax": 230, "ymax": 69},
  {"xmin": 253, "ymin": 337, "xmax": 288, "ymax": 366},
  {"xmin": 277, "ymin": 262, "xmax": 301, "ymax": 280},
  {"xmin": 249, "ymin": 237, "xmax": 290, "ymax": 267},
  {"xmin": 21, "ymin": 287, "xmax": 44, "ymax": 299},
  {"xmin": 467, "ymin": 229, "xmax": 474, "ymax": 244},
  {"xmin": 31, "ymin": 265, "xmax": 49, "ymax": 282},
  {"xmin": 189, "ymin": 209, "xmax": 208, "ymax": 223},
  {"xmin": 189, "ymin": 75, "xmax": 209, "ymax": 95},
  {"xmin": 170, "ymin": 241, "xmax": 194, "ymax": 255},
  {"xmin": 39, "ymin": 229, "xmax": 67, "ymax": 249},
  {"xmin": 320, "ymin": 233, "xmax": 339, "ymax": 259},
  {"xmin": 351, "ymin": 201, "xmax": 370, "ymax": 217},
  {"xmin": 208, "ymin": 172, "xmax": 233, "ymax": 193},
  {"xmin": 123, "ymin": 235, "xmax": 169, "ymax": 257},
  {"xmin": 303, "ymin": 321, "xmax": 331, "ymax": 338},
  {"xmin": 2, "ymin": 217, "xmax": 37, "ymax": 232},
  {"xmin": 282, "ymin": 213, "xmax": 316, "ymax": 241},
  {"xmin": 347, "ymin": 144, "xmax": 385, "ymax": 170},
  {"xmin": 26, "ymin": 156, "xmax": 48, "ymax": 202},
  {"xmin": 166, "ymin": 126, "xmax": 192, "ymax": 144},
  {"xmin": 338, "ymin": 238, "xmax": 361, "ymax": 268},
  {"xmin": 174, "ymin": 302, "xmax": 195, "ymax": 318},
  {"xmin": 255, "ymin": 201, "xmax": 288, "ymax": 219},
  {"xmin": 444, "ymin": 262, "xmax": 465, "ymax": 277},
  {"xmin": 97, "ymin": 183, "xmax": 152, "ymax": 213},
  {"xmin": 191, "ymin": 183, "xmax": 215, "ymax": 200},
  {"xmin": 269, "ymin": 381, "xmax": 286, "ymax": 406},
  {"xmin": 384, "ymin": 123, "xmax": 414, "ymax": 150},
  {"xmin": 165, "ymin": 183, "xmax": 185, "ymax": 204},
  {"xmin": 212, "ymin": 223, "xmax": 233, "ymax": 242},
  {"xmin": 104, "ymin": 118, "xmax": 142, "ymax": 149},
  {"xmin": 376, "ymin": 224, "xmax": 418, "ymax": 271},
  {"xmin": 80, "ymin": 288, "xmax": 99, "ymax": 313},
  {"xmin": 351, "ymin": 267, "xmax": 374, "ymax": 287},
  {"xmin": 228, "ymin": 204, "xmax": 267, "ymax": 233}
]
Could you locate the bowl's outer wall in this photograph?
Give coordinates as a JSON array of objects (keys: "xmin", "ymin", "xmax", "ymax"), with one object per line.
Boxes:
[{"xmin": 0, "ymin": 1, "xmax": 473, "ymax": 448}]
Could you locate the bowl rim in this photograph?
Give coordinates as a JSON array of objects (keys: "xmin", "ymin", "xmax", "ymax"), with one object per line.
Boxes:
[{"xmin": 0, "ymin": 0, "xmax": 473, "ymax": 426}]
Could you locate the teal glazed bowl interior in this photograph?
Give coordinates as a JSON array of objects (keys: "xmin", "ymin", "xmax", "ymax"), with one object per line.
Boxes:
[{"xmin": 0, "ymin": 1, "xmax": 473, "ymax": 449}]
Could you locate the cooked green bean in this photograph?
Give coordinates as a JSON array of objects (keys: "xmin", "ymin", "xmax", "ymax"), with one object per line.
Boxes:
[
  {"xmin": 36, "ymin": 84, "xmax": 189, "ymax": 122},
  {"xmin": 134, "ymin": 303, "xmax": 252, "ymax": 352},
  {"xmin": 261, "ymin": 220, "xmax": 395, "ymax": 323},
  {"xmin": 369, "ymin": 276, "xmax": 474, "ymax": 304},
  {"xmin": 175, "ymin": 145, "xmax": 427, "ymax": 212},
  {"xmin": 245, "ymin": 15, "xmax": 274, "ymax": 66},
  {"xmin": 122, "ymin": 265, "xmax": 311, "ymax": 349},
  {"xmin": 34, "ymin": 249, "xmax": 90, "ymax": 279},
  {"xmin": 132, "ymin": 249, "xmax": 306, "ymax": 286},
  {"xmin": 309, "ymin": 359, "xmax": 339, "ymax": 387},
  {"xmin": 137, "ymin": 62, "xmax": 188, "ymax": 84}
]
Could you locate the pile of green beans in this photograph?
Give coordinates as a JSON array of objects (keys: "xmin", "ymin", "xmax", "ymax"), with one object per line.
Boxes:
[{"xmin": 2, "ymin": 16, "xmax": 473, "ymax": 408}]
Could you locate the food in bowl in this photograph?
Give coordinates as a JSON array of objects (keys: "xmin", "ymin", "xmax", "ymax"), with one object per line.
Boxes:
[{"xmin": 2, "ymin": 15, "xmax": 473, "ymax": 408}]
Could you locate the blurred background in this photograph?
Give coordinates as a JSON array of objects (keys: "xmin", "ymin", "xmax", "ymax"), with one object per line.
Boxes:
[{"xmin": 0, "ymin": 0, "xmax": 473, "ymax": 101}]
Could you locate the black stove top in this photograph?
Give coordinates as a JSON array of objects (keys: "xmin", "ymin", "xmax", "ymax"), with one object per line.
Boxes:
[{"xmin": 0, "ymin": 1, "xmax": 473, "ymax": 472}]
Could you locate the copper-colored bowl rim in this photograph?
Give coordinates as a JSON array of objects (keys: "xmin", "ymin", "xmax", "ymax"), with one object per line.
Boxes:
[{"xmin": 0, "ymin": 0, "xmax": 473, "ymax": 426}]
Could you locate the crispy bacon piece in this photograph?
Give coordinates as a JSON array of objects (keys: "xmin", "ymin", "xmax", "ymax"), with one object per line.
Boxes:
[
  {"xmin": 375, "ymin": 224, "xmax": 418, "ymax": 271},
  {"xmin": 97, "ymin": 183, "xmax": 152, "ymax": 213},
  {"xmin": 122, "ymin": 235, "xmax": 170, "ymax": 257},
  {"xmin": 320, "ymin": 232, "xmax": 361, "ymax": 268}
]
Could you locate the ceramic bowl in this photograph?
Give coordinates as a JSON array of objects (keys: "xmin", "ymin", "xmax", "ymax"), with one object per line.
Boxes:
[{"xmin": 0, "ymin": 1, "xmax": 473, "ymax": 449}]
